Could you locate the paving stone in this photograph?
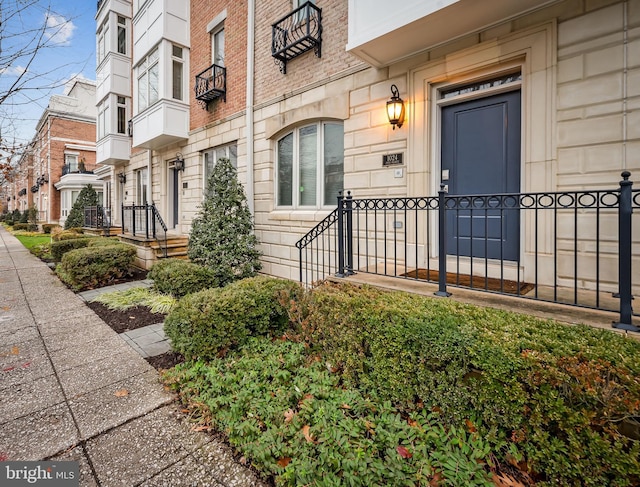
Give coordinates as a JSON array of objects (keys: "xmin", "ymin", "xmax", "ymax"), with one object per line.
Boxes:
[
  {"xmin": 139, "ymin": 454, "xmax": 225, "ymax": 487},
  {"xmin": 48, "ymin": 335, "xmax": 138, "ymax": 371},
  {"xmin": 140, "ymin": 340, "xmax": 172, "ymax": 357},
  {"xmin": 192, "ymin": 439, "xmax": 271, "ymax": 487},
  {"xmin": 85, "ymin": 406, "xmax": 209, "ymax": 487},
  {"xmin": 50, "ymin": 446, "xmax": 99, "ymax": 487},
  {"xmin": 0, "ymin": 374, "xmax": 65, "ymax": 423},
  {"xmin": 0, "ymin": 403, "xmax": 79, "ymax": 461},
  {"xmin": 57, "ymin": 350, "xmax": 153, "ymax": 398},
  {"xmin": 70, "ymin": 370, "xmax": 173, "ymax": 439}
]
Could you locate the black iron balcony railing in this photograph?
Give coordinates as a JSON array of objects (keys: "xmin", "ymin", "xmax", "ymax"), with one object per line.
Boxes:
[
  {"xmin": 62, "ymin": 163, "xmax": 94, "ymax": 176},
  {"xmin": 271, "ymin": 1, "xmax": 322, "ymax": 74},
  {"xmin": 195, "ymin": 63, "xmax": 226, "ymax": 108},
  {"xmin": 297, "ymin": 172, "xmax": 640, "ymax": 332}
]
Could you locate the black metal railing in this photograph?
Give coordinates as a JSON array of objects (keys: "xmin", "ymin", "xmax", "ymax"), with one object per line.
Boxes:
[
  {"xmin": 121, "ymin": 203, "xmax": 168, "ymax": 257},
  {"xmin": 296, "ymin": 172, "xmax": 640, "ymax": 331},
  {"xmin": 271, "ymin": 1, "xmax": 322, "ymax": 74},
  {"xmin": 84, "ymin": 206, "xmax": 111, "ymax": 235},
  {"xmin": 62, "ymin": 163, "xmax": 94, "ymax": 176},
  {"xmin": 195, "ymin": 63, "xmax": 226, "ymax": 106}
]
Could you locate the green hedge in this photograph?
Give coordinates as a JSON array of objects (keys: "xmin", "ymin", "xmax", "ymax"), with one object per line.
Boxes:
[
  {"xmin": 164, "ymin": 276, "xmax": 301, "ymax": 360},
  {"xmin": 56, "ymin": 244, "xmax": 136, "ymax": 291},
  {"xmin": 87, "ymin": 237, "xmax": 124, "ymax": 247},
  {"xmin": 289, "ymin": 282, "xmax": 640, "ymax": 486},
  {"xmin": 12, "ymin": 223, "xmax": 37, "ymax": 231},
  {"xmin": 50, "ymin": 238, "xmax": 92, "ymax": 262},
  {"xmin": 148, "ymin": 259, "xmax": 219, "ymax": 298},
  {"xmin": 42, "ymin": 224, "xmax": 60, "ymax": 234}
]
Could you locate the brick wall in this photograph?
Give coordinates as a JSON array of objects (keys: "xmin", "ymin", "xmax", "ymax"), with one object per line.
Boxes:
[
  {"xmin": 190, "ymin": 0, "xmax": 247, "ymax": 130},
  {"xmin": 254, "ymin": 0, "xmax": 362, "ymax": 105}
]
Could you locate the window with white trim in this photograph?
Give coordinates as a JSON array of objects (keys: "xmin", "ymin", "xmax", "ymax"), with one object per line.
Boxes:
[
  {"xmin": 277, "ymin": 122, "xmax": 344, "ymax": 208},
  {"xmin": 211, "ymin": 25, "xmax": 225, "ymax": 67},
  {"xmin": 97, "ymin": 19, "xmax": 108, "ymax": 63},
  {"xmin": 137, "ymin": 48, "xmax": 159, "ymax": 112},
  {"xmin": 64, "ymin": 154, "xmax": 79, "ymax": 172},
  {"xmin": 97, "ymin": 101, "xmax": 109, "ymax": 140},
  {"xmin": 117, "ymin": 15, "xmax": 127, "ymax": 55},
  {"xmin": 116, "ymin": 96, "xmax": 127, "ymax": 134},
  {"xmin": 203, "ymin": 143, "xmax": 237, "ymax": 185},
  {"xmin": 172, "ymin": 45, "xmax": 184, "ymax": 101}
]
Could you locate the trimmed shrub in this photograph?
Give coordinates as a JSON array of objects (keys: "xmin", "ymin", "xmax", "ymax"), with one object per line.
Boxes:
[
  {"xmin": 13, "ymin": 223, "xmax": 29, "ymax": 231},
  {"xmin": 50, "ymin": 237, "xmax": 93, "ymax": 262},
  {"xmin": 53, "ymin": 230, "xmax": 86, "ymax": 241},
  {"xmin": 288, "ymin": 281, "xmax": 640, "ymax": 486},
  {"xmin": 56, "ymin": 244, "xmax": 136, "ymax": 291},
  {"xmin": 187, "ymin": 157, "xmax": 261, "ymax": 286},
  {"xmin": 87, "ymin": 237, "xmax": 123, "ymax": 247},
  {"xmin": 148, "ymin": 259, "xmax": 219, "ymax": 298},
  {"xmin": 19, "ymin": 210, "xmax": 28, "ymax": 223},
  {"xmin": 42, "ymin": 224, "xmax": 60, "ymax": 234},
  {"xmin": 64, "ymin": 185, "xmax": 98, "ymax": 229},
  {"xmin": 164, "ymin": 276, "xmax": 301, "ymax": 360}
]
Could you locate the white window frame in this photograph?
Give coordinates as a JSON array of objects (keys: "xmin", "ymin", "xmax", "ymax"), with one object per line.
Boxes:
[
  {"xmin": 276, "ymin": 121, "xmax": 344, "ymax": 210},
  {"xmin": 117, "ymin": 15, "xmax": 127, "ymax": 55},
  {"xmin": 97, "ymin": 18, "xmax": 109, "ymax": 64},
  {"xmin": 172, "ymin": 45, "xmax": 184, "ymax": 101},
  {"xmin": 116, "ymin": 96, "xmax": 127, "ymax": 134},
  {"xmin": 202, "ymin": 143, "xmax": 238, "ymax": 195},
  {"xmin": 136, "ymin": 168, "xmax": 148, "ymax": 205},
  {"xmin": 207, "ymin": 11, "xmax": 227, "ymax": 67},
  {"xmin": 136, "ymin": 48, "xmax": 159, "ymax": 113},
  {"xmin": 64, "ymin": 153, "xmax": 79, "ymax": 172},
  {"xmin": 211, "ymin": 25, "xmax": 225, "ymax": 67},
  {"xmin": 97, "ymin": 100, "xmax": 109, "ymax": 140}
]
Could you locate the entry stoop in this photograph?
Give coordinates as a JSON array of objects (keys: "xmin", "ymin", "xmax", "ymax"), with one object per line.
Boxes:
[{"xmin": 151, "ymin": 236, "xmax": 190, "ymax": 261}]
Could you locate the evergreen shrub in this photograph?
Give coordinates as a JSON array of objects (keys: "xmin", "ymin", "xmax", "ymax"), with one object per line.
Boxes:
[
  {"xmin": 164, "ymin": 276, "xmax": 300, "ymax": 360},
  {"xmin": 148, "ymin": 258, "xmax": 219, "ymax": 298},
  {"xmin": 187, "ymin": 157, "xmax": 261, "ymax": 286},
  {"xmin": 42, "ymin": 224, "xmax": 60, "ymax": 234},
  {"xmin": 64, "ymin": 185, "xmax": 98, "ymax": 229}
]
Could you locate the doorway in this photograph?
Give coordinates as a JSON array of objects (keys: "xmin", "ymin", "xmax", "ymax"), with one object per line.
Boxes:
[{"xmin": 441, "ymin": 89, "xmax": 521, "ymax": 261}]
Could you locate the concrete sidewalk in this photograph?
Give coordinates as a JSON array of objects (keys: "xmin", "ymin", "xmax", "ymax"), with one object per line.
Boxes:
[{"xmin": 0, "ymin": 226, "xmax": 268, "ymax": 486}]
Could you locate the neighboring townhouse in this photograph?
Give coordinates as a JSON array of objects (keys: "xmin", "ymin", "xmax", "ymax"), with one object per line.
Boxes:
[
  {"xmin": 28, "ymin": 78, "xmax": 100, "ymax": 226},
  {"xmin": 97, "ymin": 0, "xmax": 639, "ymax": 321}
]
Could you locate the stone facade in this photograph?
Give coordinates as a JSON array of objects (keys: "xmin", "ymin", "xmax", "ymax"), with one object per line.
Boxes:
[{"xmin": 101, "ymin": 0, "xmax": 639, "ymax": 293}]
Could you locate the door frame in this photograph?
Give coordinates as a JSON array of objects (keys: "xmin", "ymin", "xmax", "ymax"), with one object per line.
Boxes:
[
  {"xmin": 167, "ymin": 160, "xmax": 180, "ymax": 231},
  {"xmin": 428, "ymin": 64, "xmax": 525, "ymax": 268}
]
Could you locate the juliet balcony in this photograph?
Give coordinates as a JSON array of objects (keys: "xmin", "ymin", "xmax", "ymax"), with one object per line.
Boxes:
[
  {"xmin": 271, "ymin": 1, "xmax": 322, "ymax": 74},
  {"xmin": 194, "ymin": 63, "xmax": 226, "ymax": 108}
]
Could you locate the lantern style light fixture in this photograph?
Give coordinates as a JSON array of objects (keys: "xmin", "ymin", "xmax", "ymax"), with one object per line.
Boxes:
[
  {"xmin": 118, "ymin": 172, "xmax": 126, "ymax": 184},
  {"xmin": 386, "ymin": 84, "xmax": 405, "ymax": 130},
  {"xmin": 174, "ymin": 152, "xmax": 185, "ymax": 172}
]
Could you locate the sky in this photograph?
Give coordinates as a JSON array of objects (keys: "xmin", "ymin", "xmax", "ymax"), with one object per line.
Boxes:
[{"xmin": 0, "ymin": 0, "xmax": 97, "ymax": 150}]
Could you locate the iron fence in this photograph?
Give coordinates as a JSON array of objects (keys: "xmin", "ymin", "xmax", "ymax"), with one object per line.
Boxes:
[
  {"xmin": 83, "ymin": 206, "xmax": 111, "ymax": 235},
  {"xmin": 296, "ymin": 172, "xmax": 639, "ymax": 331},
  {"xmin": 121, "ymin": 203, "xmax": 168, "ymax": 257}
]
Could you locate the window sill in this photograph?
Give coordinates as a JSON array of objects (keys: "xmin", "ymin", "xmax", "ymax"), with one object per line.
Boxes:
[{"xmin": 269, "ymin": 208, "xmax": 334, "ymax": 222}]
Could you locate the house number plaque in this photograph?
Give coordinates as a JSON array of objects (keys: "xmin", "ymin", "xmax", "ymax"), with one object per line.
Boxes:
[{"xmin": 383, "ymin": 153, "xmax": 403, "ymax": 166}]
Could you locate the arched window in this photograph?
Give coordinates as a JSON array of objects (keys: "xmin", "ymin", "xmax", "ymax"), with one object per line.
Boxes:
[{"xmin": 276, "ymin": 121, "xmax": 344, "ymax": 208}]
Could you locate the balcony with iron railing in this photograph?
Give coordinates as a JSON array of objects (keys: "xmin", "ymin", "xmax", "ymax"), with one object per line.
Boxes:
[
  {"xmin": 271, "ymin": 1, "xmax": 322, "ymax": 74},
  {"xmin": 194, "ymin": 63, "xmax": 226, "ymax": 108},
  {"xmin": 62, "ymin": 162, "xmax": 96, "ymax": 176}
]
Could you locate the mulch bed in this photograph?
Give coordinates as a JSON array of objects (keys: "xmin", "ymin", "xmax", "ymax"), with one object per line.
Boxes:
[
  {"xmin": 145, "ymin": 351, "xmax": 184, "ymax": 370},
  {"xmin": 86, "ymin": 301, "xmax": 165, "ymax": 334},
  {"xmin": 402, "ymin": 268, "xmax": 535, "ymax": 295}
]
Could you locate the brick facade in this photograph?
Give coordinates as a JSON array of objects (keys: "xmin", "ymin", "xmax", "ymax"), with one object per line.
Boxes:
[{"xmin": 189, "ymin": 0, "xmax": 247, "ymax": 130}]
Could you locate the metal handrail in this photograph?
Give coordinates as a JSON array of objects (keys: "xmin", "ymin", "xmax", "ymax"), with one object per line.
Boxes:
[{"xmin": 121, "ymin": 203, "xmax": 168, "ymax": 257}]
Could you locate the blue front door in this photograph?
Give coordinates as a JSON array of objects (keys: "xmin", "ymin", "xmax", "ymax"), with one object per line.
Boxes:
[{"xmin": 441, "ymin": 90, "xmax": 521, "ymax": 261}]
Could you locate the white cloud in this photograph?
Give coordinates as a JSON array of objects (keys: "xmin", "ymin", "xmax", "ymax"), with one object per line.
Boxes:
[
  {"xmin": 0, "ymin": 66, "xmax": 27, "ymax": 76},
  {"xmin": 44, "ymin": 14, "xmax": 76, "ymax": 46}
]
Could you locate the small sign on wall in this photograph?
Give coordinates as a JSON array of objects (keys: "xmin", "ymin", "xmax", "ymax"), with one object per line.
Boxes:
[{"xmin": 383, "ymin": 153, "xmax": 403, "ymax": 166}]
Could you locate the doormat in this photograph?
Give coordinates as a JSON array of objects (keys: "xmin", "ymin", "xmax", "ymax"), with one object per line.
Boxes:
[{"xmin": 402, "ymin": 269, "xmax": 535, "ymax": 296}]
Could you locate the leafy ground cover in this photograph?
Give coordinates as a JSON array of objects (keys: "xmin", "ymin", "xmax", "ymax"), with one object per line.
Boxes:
[{"xmin": 164, "ymin": 281, "xmax": 640, "ymax": 487}]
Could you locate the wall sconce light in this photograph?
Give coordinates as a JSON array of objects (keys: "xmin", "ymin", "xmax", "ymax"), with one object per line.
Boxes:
[
  {"xmin": 118, "ymin": 172, "xmax": 126, "ymax": 184},
  {"xmin": 386, "ymin": 84, "xmax": 405, "ymax": 130},
  {"xmin": 175, "ymin": 152, "xmax": 185, "ymax": 172}
]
